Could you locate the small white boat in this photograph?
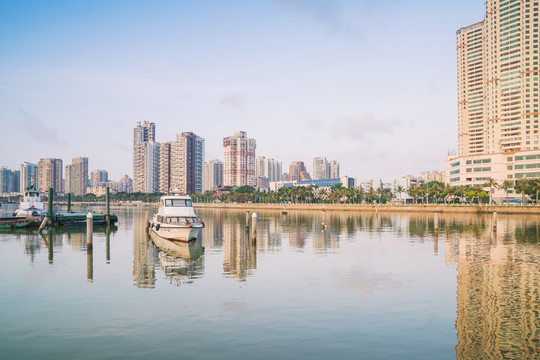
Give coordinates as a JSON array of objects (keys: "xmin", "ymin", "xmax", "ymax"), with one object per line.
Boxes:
[
  {"xmin": 13, "ymin": 187, "xmax": 46, "ymax": 218},
  {"xmin": 149, "ymin": 194, "xmax": 204, "ymax": 242}
]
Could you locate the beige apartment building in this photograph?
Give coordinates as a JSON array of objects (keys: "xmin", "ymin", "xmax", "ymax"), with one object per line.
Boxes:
[
  {"xmin": 446, "ymin": 0, "xmax": 540, "ymax": 201},
  {"xmin": 38, "ymin": 158, "xmax": 63, "ymax": 194},
  {"xmin": 223, "ymin": 131, "xmax": 256, "ymax": 187}
]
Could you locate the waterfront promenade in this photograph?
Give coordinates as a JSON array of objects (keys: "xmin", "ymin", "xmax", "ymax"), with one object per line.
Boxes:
[{"xmin": 193, "ymin": 202, "xmax": 540, "ymax": 215}]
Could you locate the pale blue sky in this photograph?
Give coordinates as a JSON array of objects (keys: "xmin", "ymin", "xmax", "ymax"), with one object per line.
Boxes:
[{"xmin": 0, "ymin": 0, "xmax": 484, "ymax": 181}]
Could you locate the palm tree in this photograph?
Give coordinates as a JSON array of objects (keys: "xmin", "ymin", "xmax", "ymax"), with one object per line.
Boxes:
[
  {"xmin": 514, "ymin": 178, "xmax": 531, "ymax": 205},
  {"xmin": 407, "ymin": 184, "xmax": 419, "ymax": 204},
  {"xmin": 430, "ymin": 183, "xmax": 443, "ymax": 204},
  {"xmin": 472, "ymin": 184, "xmax": 484, "ymax": 205},
  {"xmin": 484, "ymin": 178, "xmax": 498, "ymax": 206},
  {"xmin": 530, "ymin": 179, "xmax": 540, "ymax": 205},
  {"xmin": 443, "ymin": 183, "xmax": 453, "ymax": 204},
  {"xmin": 497, "ymin": 180, "xmax": 512, "ymax": 205},
  {"xmin": 395, "ymin": 185, "xmax": 405, "ymax": 204},
  {"xmin": 456, "ymin": 185, "xmax": 467, "ymax": 204}
]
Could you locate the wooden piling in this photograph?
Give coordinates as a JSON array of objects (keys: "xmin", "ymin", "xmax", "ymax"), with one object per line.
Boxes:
[
  {"xmin": 67, "ymin": 193, "xmax": 71, "ymax": 212},
  {"xmin": 86, "ymin": 212, "xmax": 93, "ymax": 247},
  {"xmin": 106, "ymin": 187, "xmax": 110, "ymax": 226},
  {"xmin": 38, "ymin": 188, "xmax": 54, "ymax": 233},
  {"xmin": 322, "ymin": 210, "xmax": 327, "ymax": 229},
  {"xmin": 434, "ymin": 213, "xmax": 439, "ymax": 231},
  {"xmin": 246, "ymin": 211, "xmax": 250, "ymax": 228},
  {"xmin": 493, "ymin": 211, "xmax": 497, "ymax": 232},
  {"xmin": 251, "ymin": 212, "xmax": 257, "ymax": 241}
]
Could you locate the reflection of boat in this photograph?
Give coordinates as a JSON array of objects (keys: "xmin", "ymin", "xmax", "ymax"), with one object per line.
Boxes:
[
  {"xmin": 0, "ymin": 217, "xmax": 38, "ymax": 230},
  {"xmin": 13, "ymin": 187, "xmax": 46, "ymax": 219},
  {"xmin": 149, "ymin": 194, "xmax": 205, "ymax": 242},
  {"xmin": 150, "ymin": 231, "xmax": 204, "ymax": 260}
]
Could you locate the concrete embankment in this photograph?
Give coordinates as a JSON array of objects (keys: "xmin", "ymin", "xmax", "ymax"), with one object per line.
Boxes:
[{"xmin": 193, "ymin": 203, "xmax": 540, "ymax": 215}]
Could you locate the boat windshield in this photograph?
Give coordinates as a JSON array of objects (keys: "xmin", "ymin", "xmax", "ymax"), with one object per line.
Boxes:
[{"xmin": 164, "ymin": 199, "xmax": 192, "ymax": 207}]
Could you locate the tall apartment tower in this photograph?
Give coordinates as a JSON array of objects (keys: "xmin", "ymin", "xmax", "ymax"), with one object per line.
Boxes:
[
  {"xmin": 205, "ymin": 160, "xmax": 223, "ymax": 190},
  {"xmin": 256, "ymin": 156, "xmax": 282, "ymax": 182},
  {"xmin": 0, "ymin": 168, "xmax": 19, "ymax": 194},
  {"xmin": 69, "ymin": 157, "xmax": 89, "ymax": 196},
  {"xmin": 90, "ymin": 169, "xmax": 108, "ymax": 187},
  {"xmin": 447, "ymin": 1, "xmax": 540, "ymax": 189},
  {"xmin": 329, "ymin": 160, "xmax": 340, "ymax": 179},
  {"xmin": 20, "ymin": 162, "xmax": 38, "ymax": 193},
  {"xmin": 223, "ymin": 131, "xmax": 256, "ymax": 187},
  {"xmin": 38, "ymin": 158, "xmax": 63, "ymax": 194},
  {"xmin": 159, "ymin": 142, "xmax": 172, "ymax": 194},
  {"xmin": 170, "ymin": 132, "xmax": 205, "ymax": 194},
  {"xmin": 133, "ymin": 121, "xmax": 160, "ymax": 193},
  {"xmin": 313, "ymin": 157, "xmax": 329, "ymax": 180}
]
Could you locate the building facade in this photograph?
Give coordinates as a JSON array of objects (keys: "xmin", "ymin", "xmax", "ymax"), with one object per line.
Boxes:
[
  {"xmin": 38, "ymin": 158, "xmax": 63, "ymax": 194},
  {"xmin": 0, "ymin": 167, "xmax": 20, "ymax": 194},
  {"xmin": 289, "ymin": 161, "xmax": 311, "ymax": 181},
  {"xmin": 256, "ymin": 156, "xmax": 282, "ymax": 183},
  {"xmin": 20, "ymin": 162, "xmax": 38, "ymax": 193},
  {"xmin": 446, "ymin": 1, "xmax": 540, "ymax": 197},
  {"xmin": 223, "ymin": 131, "xmax": 256, "ymax": 187},
  {"xmin": 205, "ymin": 160, "xmax": 223, "ymax": 191},
  {"xmin": 159, "ymin": 142, "xmax": 172, "ymax": 194},
  {"xmin": 170, "ymin": 132, "xmax": 205, "ymax": 194},
  {"xmin": 69, "ymin": 157, "xmax": 89, "ymax": 196},
  {"xmin": 133, "ymin": 121, "xmax": 160, "ymax": 193},
  {"xmin": 90, "ymin": 169, "xmax": 108, "ymax": 187}
]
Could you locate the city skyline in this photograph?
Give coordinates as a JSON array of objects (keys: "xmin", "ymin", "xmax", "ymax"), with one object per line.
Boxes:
[{"xmin": 0, "ymin": 1, "xmax": 484, "ymax": 180}]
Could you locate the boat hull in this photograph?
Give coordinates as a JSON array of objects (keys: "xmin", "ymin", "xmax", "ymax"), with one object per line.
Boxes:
[
  {"xmin": 150, "ymin": 231, "xmax": 204, "ymax": 260},
  {"xmin": 150, "ymin": 223, "xmax": 202, "ymax": 242}
]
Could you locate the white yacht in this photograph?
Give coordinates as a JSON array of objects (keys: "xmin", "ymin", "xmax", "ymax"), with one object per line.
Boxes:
[
  {"xmin": 14, "ymin": 187, "xmax": 46, "ymax": 218},
  {"xmin": 149, "ymin": 194, "xmax": 204, "ymax": 242}
]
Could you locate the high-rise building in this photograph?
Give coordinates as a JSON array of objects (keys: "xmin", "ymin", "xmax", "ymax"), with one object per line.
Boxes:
[
  {"xmin": 68, "ymin": 157, "xmax": 89, "ymax": 196},
  {"xmin": 256, "ymin": 156, "xmax": 282, "ymax": 183},
  {"xmin": 133, "ymin": 121, "xmax": 160, "ymax": 193},
  {"xmin": 205, "ymin": 160, "xmax": 223, "ymax": 191},
  {"xmin": 446, "ymin": 1, "xmax": 540, "ymax": 192},
  {"xmin": 329, "ymin": 160, "xmax": 340, "ymax": 179},
  {"xmin": 159, "ymin": 142, "xmax": 172, "ymax": 194},
  {"xmin": 170, "ymin": 132, "xmax": 205, "ymax": 194},
  {"xmin": 38, "ymin": 158, "xmax": 63, "ymax": 194},
  {"xmin": 289, "ymin": 161, "xmax": 311, "ymax": 181},
  {"xmin": 223, "ymin": 131, "xmax": 256, "ymax": 187},
  {"xmin": 313, "ymin": 157, "xmax": 329, "ymax": 180},
  {"xmin": 20, "ymin": 162, "xmax": 38, "ymax": 193},
  {"xmin": 0, "ymin": 167, "xmax": 19, "ymax": 194},
  {"xmin": 91, "ymin": 169, "xmax": 108, "ymax": 187}
]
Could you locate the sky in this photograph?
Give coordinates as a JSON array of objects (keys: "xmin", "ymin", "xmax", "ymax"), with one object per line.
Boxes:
[{"xmin": 0, "ymin": 0, "xmax": 485, "ymax": 181}]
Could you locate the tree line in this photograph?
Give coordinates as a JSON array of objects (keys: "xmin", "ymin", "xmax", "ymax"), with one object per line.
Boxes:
[{"xmin": 12, "ymin": 177, "xmax": 538, "ymax": 206}]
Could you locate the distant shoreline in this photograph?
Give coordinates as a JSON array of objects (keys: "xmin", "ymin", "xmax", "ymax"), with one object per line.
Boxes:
[
  {"xmin": 40, "ymin": 201, "xmax": 540, "ymax": 215},
  {"xmin": 193, "ymin": 203, "xmax": 540, "ymax": 215}
]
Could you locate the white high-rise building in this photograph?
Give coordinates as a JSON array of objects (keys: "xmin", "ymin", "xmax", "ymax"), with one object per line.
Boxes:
[
  {"xmin": 446, "ymin": 1, "xmax": 540, "ymax": 190},
  {"xmin": 223, "ymin": 131, "xmax": 256, "ymax": 187},
  {"xmin": 205, "ymin": 160, "xmax": 223, "ymax": 191},
  {"xmin": 313, "ymin": 157, "xmax": 329, "ymax": 180},
  {"xmin": 256, "ymin": 156, "xmax": 282, "ymax": 183},
  {"xmin": 20, "ymin": 162, "xmax": 38, "ymax": 193},
  {"xmin": 133, "ymin": 121, "xmax": 160, "ymax": 193},
  {"xmin": 170, "ymin": 132, "xmax": 205, "ymax": 194},
  {"xmin": 329, "ymin": 160, "xmax": 340, "ymax": 179}
]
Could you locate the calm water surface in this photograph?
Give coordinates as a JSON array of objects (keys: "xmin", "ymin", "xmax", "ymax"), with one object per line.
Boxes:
[{"xmin": 1, "ymin": 204, "xmax": 539, "ymax": 359}]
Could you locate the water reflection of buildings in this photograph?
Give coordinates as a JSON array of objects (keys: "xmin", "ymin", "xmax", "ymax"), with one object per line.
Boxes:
[
  {"xmin": 444, "ymin": 216, "xmax": 540, "ymax": 359},
  {"xmin": 132, "ymin": 210, "xmax": 157, "ymax": 288},
  {"xmin": 222, "ymin": 220, "xmax": 256, "ymax": 281}
]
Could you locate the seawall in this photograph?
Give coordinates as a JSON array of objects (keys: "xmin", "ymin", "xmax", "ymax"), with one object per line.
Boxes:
[{"xmin": 193, "ymin": 203, "xmax": 540, "ymax": 215}]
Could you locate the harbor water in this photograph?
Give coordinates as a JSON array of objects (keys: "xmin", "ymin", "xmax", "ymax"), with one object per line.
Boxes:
[{"xmin": 0, "ymin": 204, "xmax": 539, "ymax": 359}]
